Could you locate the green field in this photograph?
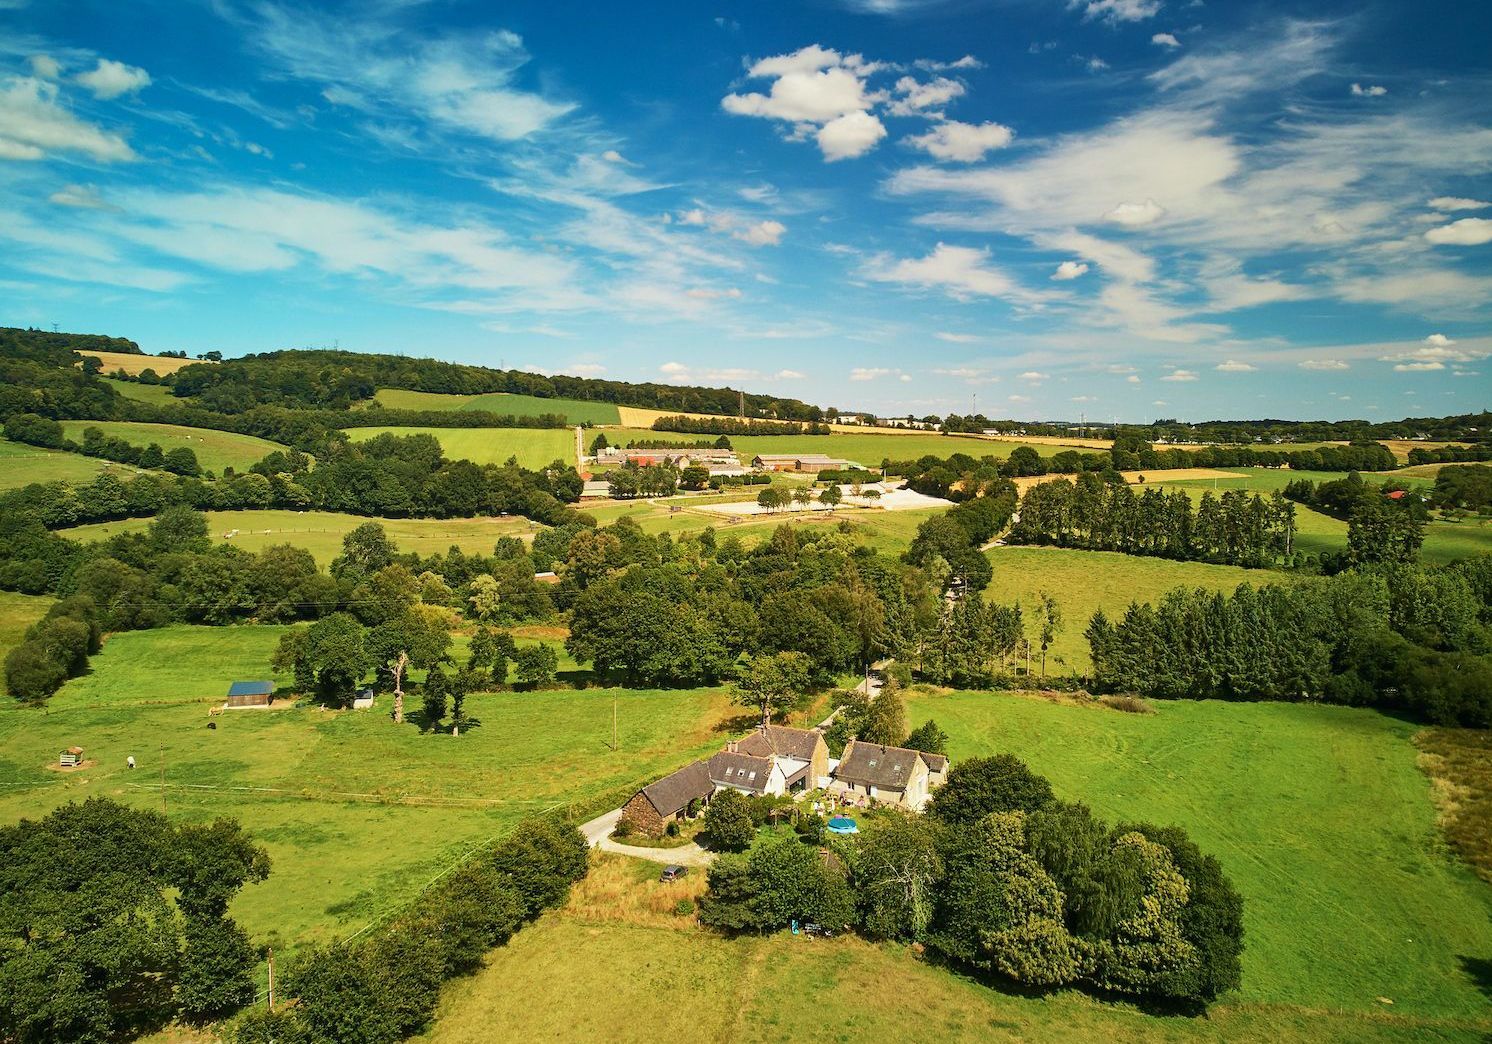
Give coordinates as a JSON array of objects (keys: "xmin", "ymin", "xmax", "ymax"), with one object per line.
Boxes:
[
  {"xmin": 0, "ymin": 436, "xmax": 127, "ymax": 488},
  {"xmin": 374, "ymin": 388, "xmax": 620, "ymax": 425},
  {"xmin": 422, "ymin": 696, "xmax": 1492, "ymax": 1042},
  {"xmin": 345, "ymin": 425, "xmax": 575, "ymax": 469},
  {"xmin": 984, "ymin": 547, "xmax": 1295, "ymax": 671},
  {"xmin": 59, "ymin": 509, "xmax": 538, "ymax": 566},
  {"xmin": 0, "ymin": 591, "xmax": 52, "ymax": 696},
  {"xmin": 0, "ymin": 624, "xmax": 735, "ymax": 954},
  {"xmin": 58, "ymin": 421, "xmax": 287, "ymax": 474},
  {"xmin": 100, "ymin": 376, "xmax": 179, "ymax": 405},
  {"xmin": 600, "ymin": 427, "xmax": 1066, "ymax": 469}
]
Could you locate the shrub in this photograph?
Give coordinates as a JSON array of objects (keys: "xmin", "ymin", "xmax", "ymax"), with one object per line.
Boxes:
[
  {"xmin": 704, "ymin": 789, "xmax": 756, "ymax": 852},
  {"xmin": 489, "ymin": 817, "xmax": 589, "ymax": 918},
  {"xmin": 1099, "ymin": 695, "xmax": 1152, "ymax": 714}
]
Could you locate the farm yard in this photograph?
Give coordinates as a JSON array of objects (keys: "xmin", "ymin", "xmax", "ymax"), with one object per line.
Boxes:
[
  {"xmin": 57, "ymin": 420, "xmax": 288, "ymax": 474},
  {"xmin": 344, "ymin": 425, "xmax": 576, "ymax": 469}
]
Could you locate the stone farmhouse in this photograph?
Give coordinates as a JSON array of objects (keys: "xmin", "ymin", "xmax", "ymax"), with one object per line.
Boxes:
[{"xmin": 619, "ymin": 724, "xmax": 945, "ymax": 836}]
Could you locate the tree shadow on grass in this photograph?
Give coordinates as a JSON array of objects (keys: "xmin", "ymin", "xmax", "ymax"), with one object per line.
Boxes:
[
  {"xmin": 1460, "ymin": 954, "xmax": 1492, "ymax": 1004},
  {"xmin": 713, "ymin": 712, "xmax": 760, "ymax": 735}
]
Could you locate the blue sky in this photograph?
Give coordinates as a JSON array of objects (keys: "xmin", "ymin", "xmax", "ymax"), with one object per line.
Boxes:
[{"xmin": 1, "ymin": 0, "xmax": 1489, "ymax": 421}]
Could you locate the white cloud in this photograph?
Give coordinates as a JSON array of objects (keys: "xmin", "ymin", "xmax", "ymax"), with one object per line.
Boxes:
[
  {"xmin": 75, "ymin": 59, "xmax": 151, "ymax": 100},
  {"xmin": 567, "ymin": 363, "xmax": 607, "ymax": 375},
  {"xmin": 0, "ymin": 77, "xmax": 135, "ymax": 161},
  {"xmin": 864, "ymin": 242, "xmax": 1049, "ymax": 305},
  {"xmin": 685, "ymin": 287, "xmax": 743, "ymax": 300},
  {"xmin": 1215, "ymin": 359, "xmax": 1256, "ymax": 372},
  {"xmin": 1008, "ymin": 393, "xmax": 1032, "ymax": 403},
  {"xmin": 887, "ymin": 75, "xmax": 965, "ymax": 116},
  {"xmin": 1379, "ymin": 333, "xmax": 1490, "ymax": 372},
  {"xmin": 1424, "ymin": 333, "xmax": 1456, "ymax": 347},
  {"xmin": 774, "ymin": 369, "xmax": 807, "ymax": 379},
  {"xmin": 1160, "ymin": 369, "xmax": 1199, "ymax": 381},
  {"xmin": 905, "ymin": 120, "xmax": 1014, "ymax": 162},
  {"xmin": 600, "ymin": 149, "xmax": 627, "ymax": 163},
  {"xmin": 850, "ymin": 367, "xmax": 895, "ymax": 381},
  {"xmin": 1019, "ymin": 371, "xmax": 1050, "ymax": 381},
  {"xmin": 1052, "ymin": 260, "xmax": 1089, "ymax": 280},
  {"xmin": 935, "ymin": 331, "xmax": 982, "ymax": 343},
  {"xmin": 48, "ymin": 183, "xmax": 112, "ymax": 209},
  {"xmin": 1152, "ymin": 400, "xmax": 1169, "ymax": 406},
  {"xmin": 28, "ymin": 55, "xmax": 60, "ymax": 80},
  {"xmin": 933, "ymin": 366, "xmax": 999, "ymax": 382},
  {"xmin": 1073, "ymin": 0, "xmax": 1162, "ymax": 23},
  {"xmin": 1072, "ymin": 395, "xmax": 1098, "ymax": 402},
  {"xmin": 1085, "ymin": 56, "xmax": 1110, "ymax": 73},
  {"xmin": 733, "ymin": 219, "xmax": 787, "ymax": 246},
  {"xmin": 1428, "ymin": 196, "xmax": 1490, "ymax": 212},
  {"xmin": 1151, "ymin": 33, "xmax": 1181, "ymax": 48},
  {"xmin": 660, "ymin": 361, "xmax": 688, "ymax": 375},
  {"xmin": 1126, "ymin": 374, "xmax": 1141, "ymax": 383},
  {"xmin": 1350, "ymin": 83, "xmax": 1387, "ymax": 97},
  {"xmin": 1424, "ymin": 217, "xmax": 1492, "ymax": 246},
  {"xmin": 1298, "ymin": 358, "xmax": 1349, "ymax": 371},
  {"xmin": 817, "ymin": 110, "xmax": 887, "ymax": 160},
  {"xmin": 1104, "ymin": 198, "xmax": 1167, "ymax": 227}
]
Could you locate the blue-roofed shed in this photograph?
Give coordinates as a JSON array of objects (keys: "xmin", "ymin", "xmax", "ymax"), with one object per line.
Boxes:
[{"xmin": 224, "ymin": 680, "xmax": 273, "ymax": 709}]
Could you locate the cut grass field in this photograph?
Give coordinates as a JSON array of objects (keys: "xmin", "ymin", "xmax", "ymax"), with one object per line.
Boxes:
[
  {"xmin": 902, "ymin": 692, "xmax": 1492, "ymax": 1020},
  {"xmin": 984, "ymin": 547, "xmax": 1299, "ymax": 670},
  {"xmin": 373, "ymin": 387, "xmax": 621, "ymax": 425},
  {"xmin": 59, "ymin": 509, "xmax": 538, "ymax": 565},
  {"xmin": 57, "ymin": 421, "xmax": 287, "ymax": 474},
  {"xmin": 75, "ymin": 349, "xmax": 204, "ymax": 376},
  {"xmin": 99, "ymin": 376, "xmax": 180, "ymax": 405},
  {"xmin": 0, "ymin": 624, "xmax": 737, "ymax": 955},
  {"xmin": 0, "ymin": 435, "xmax": 129, "ymax": 488},
  {"xmin": 344, "ymin": 425, "xmax": 575, "ymax": 469},
  {"xmin": 421, "ymin": 697, "xmax": 1492, "ymax": 1042}
]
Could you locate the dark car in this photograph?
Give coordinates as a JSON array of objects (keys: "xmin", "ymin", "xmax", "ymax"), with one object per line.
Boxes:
[{"xmin": 660, "ymin": 864, "xmax": 688, "ymax": 882}]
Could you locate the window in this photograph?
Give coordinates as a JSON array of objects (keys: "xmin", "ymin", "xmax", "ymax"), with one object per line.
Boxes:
[{"xmin": 748, "ymin": 771, "xmax": 757, "ymax": 781}]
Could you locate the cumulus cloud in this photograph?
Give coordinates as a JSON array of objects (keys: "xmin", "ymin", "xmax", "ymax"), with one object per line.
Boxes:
[
  {"xmin": 1424, "ymin": 217, "xmax": 1492, "ymax": 246},
  {"xmin": 75, "ymin": 59, "xmax": 151, "ymax": 100},
  {"xmin": 1151, "ymin": 33, "xmax": 1181, "ymax": 48},
  {"xmin": 1379, "ymin": 333, "xmax": 1490, "ymax": 372},
  {"xmin": 1052, "ymin": 260, "xmax": 1089, "ymax": 280},
  {"xmin": 1160, "ymin": 369, "xmax": 1199, "ymax": 381},
  {"xmin": 1126, "ymin": 374, "xmax": 1142, "ymax": 383},
  {"xmin": 28, "ymin": 55, "xmax": 60, "ymax": 80},
  {"xmin": 1298, "ymin": 358, "xmax": 1349, "ymax": 371},
  {"xmin": 1215, "ymin": 359, "xmax": 1256, "ymax": 372},
  {"xmin": 1428, "ymin": 196, "xmax": 1490, "ymax": 212},
  {"xmin": 905, "ymin": 120, "xmax": 1014, "ymax": 162},
  {"xmin": 1350, "ymin": 83, "xmax": 1387, "ymax": 97},
  {"xmin": 817, "ymin": 109, "xmax": 887, "ymax": 161},
  {"xmin": 850, "ymin": 367, "xmax": 896, "ymax": 381},
  {"xmin": 734, "ymin": 219, "xmax": 787, "ymax": 246},
  {"xmin": 1019, "ymin": 371, "xmax": 1050, "ymax": 381},
  {"xmin": 887, "ymin": 75, "xmax": 965, "ymax": 115},
  {"xmin": 0, "ymin": 77, "xmax": 135, "ymax": 161},
  {"xmin": 1073, "ymin": 0, "xmax": 1162, "ymax": 24},
  {"xmin": 1103, "ymin": 198, "xmax": 1167, "ymax": 227}
]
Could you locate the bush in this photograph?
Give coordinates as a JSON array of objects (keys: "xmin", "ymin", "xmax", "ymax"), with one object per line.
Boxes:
[
  {"xmin": 704, "ymin": 789, "xmax": 756, "ymax": 852},
  {"xmin": 489, "ymin": 817, "xmax": 589, "ymax": 918}
]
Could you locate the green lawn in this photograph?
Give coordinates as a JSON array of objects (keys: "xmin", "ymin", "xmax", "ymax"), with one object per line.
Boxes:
[
  {"xmin": 0, "ymin": 624, "xmax": 736, "ymax": 955},
  {"xmin": 59, "ymin": 509, "xmax": 539, "ymax": 566},
  {"xmin": 99, "ymin": 376, "xmax": 179, "ymax": 405},
  {"xmin": 0, "ymin": 436, "xmax": 129, "ymax": 488},
  {"xmin": 373, "ymin": 388, "xmax": 621, "ymax": 425},
  {"xmin": 58, "ymin": 421, "xmax": 287, "ymax": 474},
  {"xmin": 984, "ymin": 547, "xmax": 1297, "ymax": 671},
  {"xmin": 903, "ymin": 692, "xmax": 1492, "ymax": 1019},
  {"xmin": 344, "ymin": 425, "xmax": 575, "ymax": 469}
]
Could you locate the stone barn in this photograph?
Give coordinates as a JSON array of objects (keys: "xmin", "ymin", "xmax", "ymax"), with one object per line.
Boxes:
[{"xmin": 619, "ymin": 759, "xmax": 714, "ymax": 837}]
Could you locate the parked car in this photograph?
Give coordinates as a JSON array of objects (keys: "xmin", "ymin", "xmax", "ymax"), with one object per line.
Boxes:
[{"xmin": 660, "ymin": 864, "xmax": 688, "ymax": 882}]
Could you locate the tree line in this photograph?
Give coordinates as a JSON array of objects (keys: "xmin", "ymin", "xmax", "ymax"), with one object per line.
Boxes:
[
  {"xmin": 650, "ymin": 414, "xmax": 832, "ymax": 436},
  {"xmin": 5, "ymin": 413, "xmax": 203, "ymax": 476},
  {"xmin": 1086, "ymin": 556, "xmax": 1492, "ymax": 726},
  {"xmin": 1009, "ymin": 476, "xmax": 1299, "ymax": 568},
  {"xmin": 698, "ymin": 754, "xmax": 1243, "ymax": 1010}
]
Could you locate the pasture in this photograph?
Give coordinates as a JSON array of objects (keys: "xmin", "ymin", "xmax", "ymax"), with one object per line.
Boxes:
[
  {"xmin": 0, "ymin": 591, "xmax": 52, "ymax": 696},
  {"xmin": 0, "ymin": 623, "xmax": 736, "ymax": 954},
  {"xmin": 597, "ymin": 427, "xmax": 1096, "ymax": 468},
  {"xmin": 344, "ymin": 425, "xmax": 575, "ymax": 469},
  {"xmin": 0, "ymin": 436, "xmax": 127, "ymax": 488},
  {"xmin": 59, "ymin": 509, "xmax": 538, "ymax": 565},
  {"xmin": 75, "ymin": 349, "xmax": 203, "ymax": 376},
  {"xmin": 983, "ymin": 547, "xmax": 1296, "ymax": 671},
  {"xmin": 421, "ymin": 696, "xmax": 1492, "ymax": 1042},
  {"xmin": 903, "ymin": 692, "xmax": 1492, "ymax": 1019},
  {"xmin": 57, "ymin": 421, "xmax": 287, "ymax": 474},
  {"xmin": 373, "ymin": 388, "xmax": 621, "ymax": 425},
  {"xmin": 99, "ymin": 376, "xmax": 179, "ymax": 405}
]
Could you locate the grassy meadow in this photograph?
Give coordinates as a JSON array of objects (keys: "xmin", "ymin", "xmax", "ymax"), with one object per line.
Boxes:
[
  {"xmin": 598, "ymin": 427, "xmax": 1078, "ymax": 468},
  {"xmin": 59, "ymin": 509, "xmax": 538, "ymax": 566},
  {"xmin": 0, "ymin": 624, "xmax": 736, "ymax": 954},
  {"xmin": 99, "ymin": 376, "xmax": 179, "ymax": 405},
  {"xmin": 0, "ymin": 591, "xmax": 52, "ymax": 696},
  {"xmin": 344, "ymin": 425, "xmax": 575, "ymax": 469},
  {"xmin": 58, "ymin": 421, "xmax": 286, "ymax": 474},
  {"xmin": 0, "ymin": 436, "xmax": 128, "ymax": 488},
  {"xmin": 373, "ymin": 388, "xmax": 621, "ymax": 425}
]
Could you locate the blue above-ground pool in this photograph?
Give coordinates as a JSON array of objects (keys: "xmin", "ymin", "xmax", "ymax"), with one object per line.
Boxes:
[{"xmin": 827, "ymin": 816, "xmax": 858, "ymax": 834}]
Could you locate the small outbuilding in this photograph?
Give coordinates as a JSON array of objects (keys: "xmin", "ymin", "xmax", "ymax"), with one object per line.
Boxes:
[
  {"xmin": 59, "ymin": 746, "xmax": 84, "ymax": 768},
  {"xmin": 224, "ymin": 680, "xmax": 273, "ymax": 709},
  {"xmin": 352, "ymin": 688, "xmax": 375, "ymax": 710}
]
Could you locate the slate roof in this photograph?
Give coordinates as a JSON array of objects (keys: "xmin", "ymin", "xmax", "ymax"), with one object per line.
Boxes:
[
  {"xmin": 227, "ymin": 681, "xmax": 273, "ymax": 697},
  {"xmin": 639, "ymin": 760, "xmax": 714, "ymax": 817},
  {"xmin": 735, "ymin": 724, "xmax": 822, "ymax": 762},
  {"xmin": 708, "ymin": 750, "xmax": 774, "ymax": 795},
  {"xmin": 834, "ymin": 740, "xmax": 927, "ymax": 791},
  {"xmin": 920, "ymin": 752, "xmax": 949, "ymax": 774}
]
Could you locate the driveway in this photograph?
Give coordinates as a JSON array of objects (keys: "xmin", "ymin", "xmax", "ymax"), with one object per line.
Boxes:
[{"xmin": 579, "ymin": 808, "xmax": 716, "ymax": 866}]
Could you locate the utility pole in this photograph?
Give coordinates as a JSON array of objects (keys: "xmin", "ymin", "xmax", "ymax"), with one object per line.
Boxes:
[{"xmin": 267, "ymin": 948, "xmax": 275, "ymax": 1011}]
